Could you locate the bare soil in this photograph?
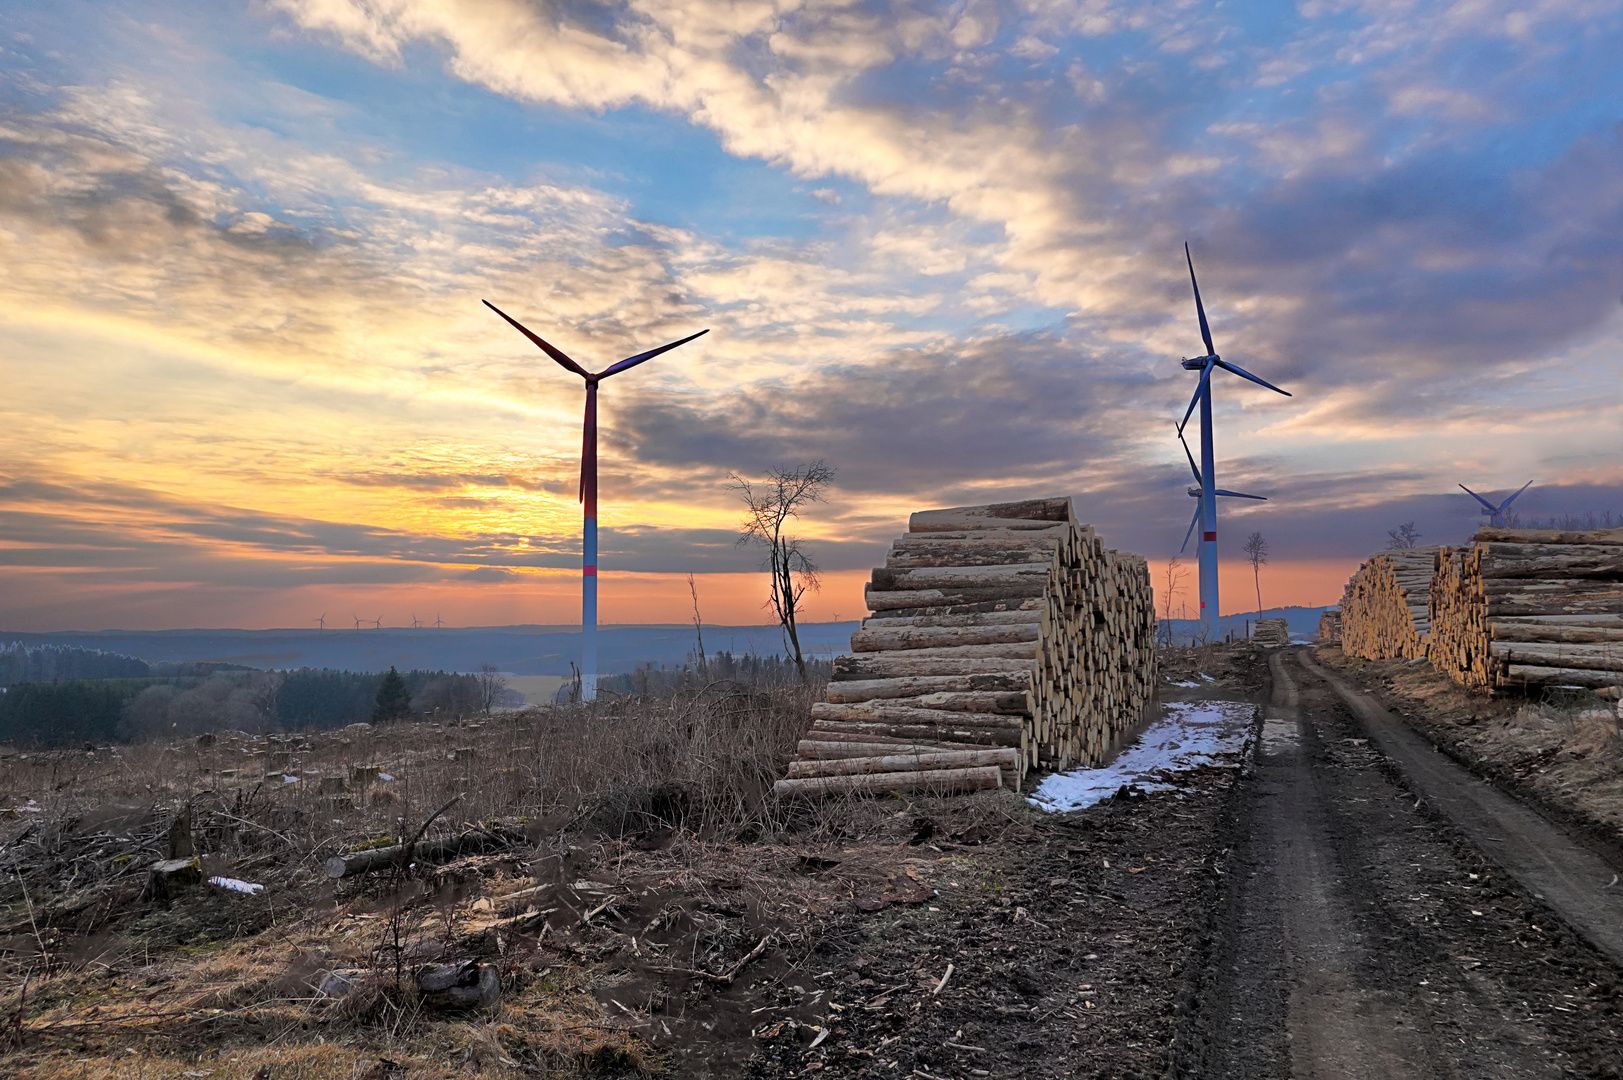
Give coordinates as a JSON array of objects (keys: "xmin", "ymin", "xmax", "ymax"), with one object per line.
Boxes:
[
  {"xmin": 1175, "ymin": 647, "xmax": 1623, "ymax": 1079},
  {"xmin": 1317, "ymin": 647, "xmax": 1623, "ymax": 869},
  {"xmin": 4, "ymin": 647, "xmax": 1622, "ymax": 1078}
]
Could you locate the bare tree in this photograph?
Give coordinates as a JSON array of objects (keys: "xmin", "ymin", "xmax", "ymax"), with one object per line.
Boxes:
[
  {"xmin": 1243, "ymin": 531, "xmax": 1269, "ymax": 614},
  {"xmin": 1159, "ymin": 557, "xmax": 1188, "ymax": 647},
  {"xmin": 476, "ymin": 664, "xmax": 505, "ymax": 715},
  {"xmin": 688, "ymin": 572, "xmax": 707, "ymax": 676},
  {"xmin": 1387, "ymin": 522, "xmax": 1421, "ymax": 549},
  {"xmin": 1161, "ymin": 557, "xmax": 1188, "ymax": 623},
  {"xmin": 731, "ymin": 460, "xmax": 836, "ymax": 683}
]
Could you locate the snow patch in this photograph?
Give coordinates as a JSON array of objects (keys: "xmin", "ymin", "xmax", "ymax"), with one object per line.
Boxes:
[{"xmin": 1029, "ymin": 700, "xmax": 1258, "ymax": 812}]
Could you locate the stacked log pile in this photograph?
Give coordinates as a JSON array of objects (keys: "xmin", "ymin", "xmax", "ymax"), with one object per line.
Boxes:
[
  {"xmin": 1430, "ymin": 527, "xmax": 1623, "ymax": 696},
  {"xmin": 1340, "ymin": 548, "xmax": 1439, "ymax": 661},
  {"xmin": 1318, "ymin": 608, "xmax": 1342, "ymax": 644},
  {"xmin": 1253, "ymin": 618, "xmax": 1290, "ymax": 647},
  {"xmin": 775, "ymin": 498, "xmax": 1157, "ymax": 798}
]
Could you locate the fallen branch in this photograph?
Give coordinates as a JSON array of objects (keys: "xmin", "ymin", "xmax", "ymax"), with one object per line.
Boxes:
[
  {"xmin": 649, "ymin": 933, "xmax": 776, "ymax": 987},
  {"xmin": 323, "ymin": 828, "xmax": 503, "ymax": 879}
]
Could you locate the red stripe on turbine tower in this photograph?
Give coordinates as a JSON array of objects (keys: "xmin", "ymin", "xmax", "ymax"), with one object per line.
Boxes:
[{"xmin": 483, "ymin": 300, "xmax": 708, "ymax": 701}]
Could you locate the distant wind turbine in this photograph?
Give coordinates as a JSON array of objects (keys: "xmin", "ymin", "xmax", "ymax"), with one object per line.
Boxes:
[
  {"xmin": 372, "ymin": 615, "xmax": 383, "ymax": 630},
  {"xmin": 314, "ymin": 613, "xmax": 326, "ymax": 632},
  {"xmin": 1460, "ymin": 481, "xmax": 1533, "ymax": 527},
  {"xmin": 411, "ymin": 613, "xmax": 421, "ymax": 629},
  {"xmin": 352, "ymin": 614, "xmax": 364, "ymax": 631},
  {"xmin": 484, "ymin": 300, "xmax": 708, "ymax": 702},
  {"xmin": 434, "ymin": 613, "xmax": 444, "ymax": 629},
  {"xmin": 1175, "ymin": 243, "xmax": 1291, "ymax": 638}
]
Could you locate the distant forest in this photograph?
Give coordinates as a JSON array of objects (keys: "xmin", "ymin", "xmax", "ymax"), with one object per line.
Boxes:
[
  {"xmin": 0, "ymin": 666, "xmax": 486, "ymax": 747},
  {"xmin": 0, "ymin": 642, "xmax": 151, "ymax": 685}
]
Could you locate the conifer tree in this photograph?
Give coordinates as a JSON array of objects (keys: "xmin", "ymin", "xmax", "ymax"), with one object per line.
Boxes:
[{"xmin": 372, "ymin": 666, "xmax": 411, "ymax": 723}]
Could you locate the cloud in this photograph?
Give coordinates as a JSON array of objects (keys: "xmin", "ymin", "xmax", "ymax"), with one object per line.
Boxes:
[{"xmin": 4, "ymin": 0, "xmax": 1623, "ymax": 628}]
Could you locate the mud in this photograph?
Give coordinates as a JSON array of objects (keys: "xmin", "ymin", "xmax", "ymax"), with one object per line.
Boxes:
[{"xmin": 1176, "ymin": 647, "xmax": 1623, "ymax": 1079}]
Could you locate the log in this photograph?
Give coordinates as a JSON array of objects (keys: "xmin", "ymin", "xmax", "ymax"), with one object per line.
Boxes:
[
  {"xmin": 1488, "ymin": 641, "xmax": 1623, "ymax": 671},
  {"xmin": 796, "ymin": 740, "xmax": 995, "ymax": 759},
  {"xmin": 1490, "ymin": 623, "xmax": 1623, "ymax": 644},
  {"xmin": 774, "ymin": 765, "xmax": 1004, "ymax": 798},
  {"xmin": 864, "ymin": 585, "xmax": 1048, "ymax": 610},
  {"xmin": 324, "ymin": 831, "xmax": 503, "ymax": 879},
  {"xmin": 887, "ymin": 546, "xmax": 1060, "ymax": 569},
  {"xmin": 823, "ymin": 672, "xmax": 1034, "ymax": 702},
  {"xmin": 787, "ymin": 748, "xmax": 1020, "ymax": 778},
  {"xmin": 1502, "ymin": 664, "xmax": 1623, "ymax": 689},
  {"xmin": 810, "ymin": 720, "xmax": 1022, "ymax": 747},
  {"xmin": 831, "ymin": 654, "xmax": 1037, "ymax": 680},
  {"xmin": 1478, "ymin": 544, "xmax": 1623, "ymax": 579},
  {"xmin": 850, "ymin": 624, "xmax": 1042, "ymax": 651},
  {"xmin": 865, "ymin": 598, "xmax": 1047, "ymax": 619},
  {"xmin": 1474, "ymin": 527, "xmax": 1623, "ymax": 546},
  {"xmin": 872, "ymin": 564, "xmax": 1056, "ymax": 591},
  {"xmin": 811, "ymin": 701, "xmax": 1030, "ymax": 725}
]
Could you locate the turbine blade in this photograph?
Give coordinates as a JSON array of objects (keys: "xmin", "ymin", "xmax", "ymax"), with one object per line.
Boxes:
[
  {"xmin": 1214, "ymin": 358, "xmax": 1291, "ymax": 397},
  {"xmin": 1185, "ymin": 242, "xmax": 1216, "ymax": 358},
  {"xmin": 1178, "ymin": 362, "xmax": 1214, "ymax": 432},
  {"xmin": 1214, "ymin": 489, "xmax": 1267, "ymax": 500},
  {"xmin": 483, "ymin": 300, "xmax": 591, "ymax": 379},
  {"xmin": 1180, "ymin": 506, "xmax": 1200, "ymax": 554},
  {"xmin": 1498, "ymin": 479, "xmax": 1534, "ymax": 512},
  {"xmin": 1459, "ymin": 484, "xmax": 1499, "ymax": 513},
  {"xmin": 580, "ymin": 386, "xmax": 596, "ymax": 504},
  {"xmin": 600, "ymin": 328, "xmax": 710, "ymax": 377},
  {"xmin": 1178, "ymin": 427, "xmax": 1202, "ymax": 484}
]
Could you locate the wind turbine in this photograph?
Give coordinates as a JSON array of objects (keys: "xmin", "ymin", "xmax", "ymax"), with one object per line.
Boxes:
[
  {"xmin": 352, "ymin": 614, "xmax": 364, "ymax": 631},
  {"xmin": 314, "ymin": 613, "xmax": 326, "ymax": 633},
  {"xmin": 372, "ymin": 615, "xmax": 383, "ymax": 630},
  {"xmin": 411, "ymin": 614, "xmax": 421, "ymax": 629},
  {"xmin": 1460, "ymin": 481, "xmax": 1533, "ymax": 527},
  {"xmin": 1175, "ymin": 243, "xmax": 1292, "ymax": 638},
  {"xmin": 484, "ymin": 300, "xmax": 708, "ymax": 702},
  {"xmin": 434, "ymin": 613, "xmax": 444, "ymax": 629}
]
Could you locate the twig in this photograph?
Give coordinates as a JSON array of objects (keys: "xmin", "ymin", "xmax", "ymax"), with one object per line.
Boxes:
[
  {"xmin": 208, "ymin": 811, "xmax": 292, "ymax": 846},
  {"xmin": 932, "ymin": 962, "xmax": 953, "ymax": 996},
  {"xmin": 651, "ymin": 933, "xmax": 776, "ymax": 987},
  {"xmin": 406, "ymin": 794, "xmax": 464, "ymax": 849},
  {"xmin": 579, "ymin": 898, "xmax": 618, "ymax": 926}
]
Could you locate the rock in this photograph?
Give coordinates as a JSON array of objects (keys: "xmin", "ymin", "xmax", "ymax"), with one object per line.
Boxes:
[
  {"xmin": 416, "ymin": 960, "xmax": 501, "ymax": 1011},
  {"xmin": 317, "ymin": 968, "xmax": 367, "ymax": 999}
]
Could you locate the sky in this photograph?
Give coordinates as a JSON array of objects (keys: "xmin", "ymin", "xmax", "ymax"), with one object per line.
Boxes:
[{"xmin": 1, "ymin": 0, "xmax": 1620, "ymax": 631}]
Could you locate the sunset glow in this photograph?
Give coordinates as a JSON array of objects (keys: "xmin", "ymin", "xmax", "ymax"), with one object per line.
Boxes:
[{"xmin": 3, "ymin": 0, "xmax": 1621, "ymax": 632}]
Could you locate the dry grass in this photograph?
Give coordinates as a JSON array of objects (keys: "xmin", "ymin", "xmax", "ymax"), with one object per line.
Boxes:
[{"xmin": 0, "ymin": 682, "xmax": 849, "ymax": 1076}]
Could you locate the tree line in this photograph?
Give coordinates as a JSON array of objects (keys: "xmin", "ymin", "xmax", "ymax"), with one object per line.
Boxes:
[{"xmin": 0, "ymin": 667, "xmax": 489, "ymax": 747}]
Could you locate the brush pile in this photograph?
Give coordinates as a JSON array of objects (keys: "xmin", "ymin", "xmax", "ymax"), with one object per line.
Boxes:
[
  {"xmin": 1339, "ymin": 548, "xmax": 1438, "ymax": 661},
  {"xmin": 1429, "ymin": 527, "xmax": 1623, "ymax": 696},
  {"xmin": 1317, "ymin": 608, "xmax": 1342, "ymax": 644},
  {"xmin": 775, "ymin": 498, "xmax": 1157, "ymax": 798}
]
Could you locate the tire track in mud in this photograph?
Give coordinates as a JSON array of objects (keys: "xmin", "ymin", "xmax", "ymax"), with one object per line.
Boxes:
[
  {"xmin": 1299, "ymin": 649, "xmax": 1623, "ymax": 967},
  {"xmin": 1177, "ymin": 647, "xmax": 1623, "ymax": 1079}
]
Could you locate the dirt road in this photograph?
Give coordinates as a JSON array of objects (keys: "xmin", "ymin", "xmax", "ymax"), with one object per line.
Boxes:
[{"xmin": 1178, "ymin": 647, "xmax": 1623, "ymax": 1079}]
